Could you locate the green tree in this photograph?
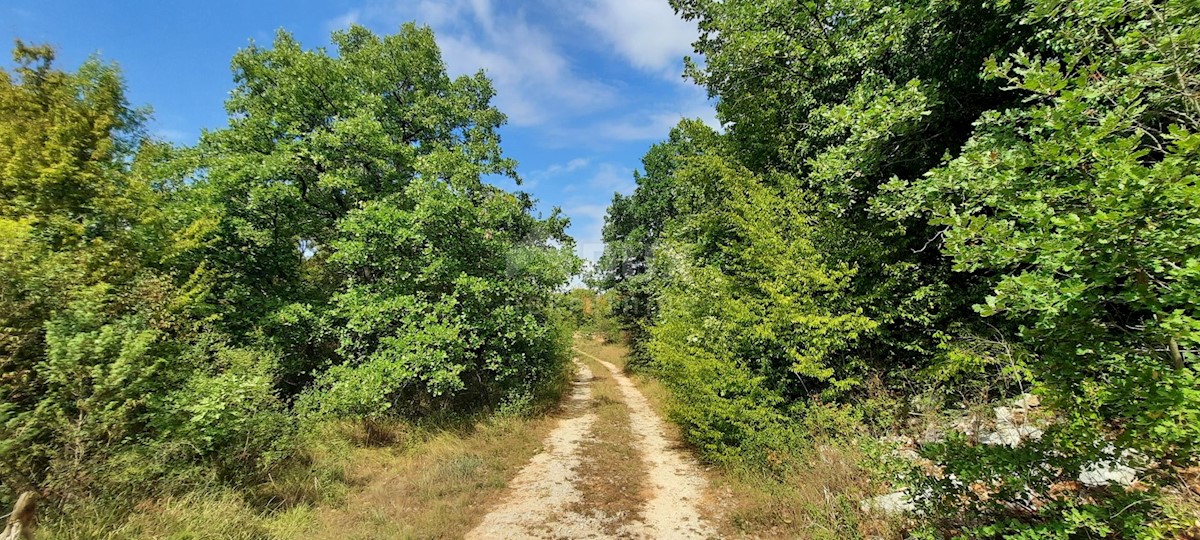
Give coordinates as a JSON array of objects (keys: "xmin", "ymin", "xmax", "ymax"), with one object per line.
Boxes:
[
  {"xmin": 195, "ymin": 23, "xmax": 514, "ymax": 331},
  {"xmin": 0, "ymin": 42, "xmax": 291, "ymax": 504},
  {"xmin": 198, "ymin": 23, "xmax": 578, "ymax": 417},
  {"xmin": 669, "ymin": 0, "xmax": 1032, "ymax": 381},
  {"xmin": 0, "ymin": 42, "xmax": 160, "ymax": 499},
  {"xmin": 0, "ymin": 21, "xmax": 579, "ymax": 521},
  {"xmin": 877, "ymin": 1, "xmax": 1200, "ymax": 534},
  {"xmin": 648, "ymin": 154, "xmax": 875, "ymax": 466},
  {"xmin": 595, "ymin": 119, "xmax": 720, "ymax": 361},
  {"xmin": 0, "ymin": 42, "xmax": 150, "ymax": 393},
  {"xmin": 301, "ymin": 179, "xmax": 577, "ymax": 418},
  {"xmin": 607, "ymin": 0, "xmax": 1200, "ymax": 533}
]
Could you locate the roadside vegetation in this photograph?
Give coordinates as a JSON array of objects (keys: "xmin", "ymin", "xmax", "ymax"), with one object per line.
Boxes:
[
  {"xmin": 578, "ymin": 322, "xmax": 898, "ymax": 539},
  {"xmin": 0, "ymin": 23, "xmax": 578, "ymax": 537},
  {"xmin": 595, "ymin": 0, "xmax": 1200, "ymax": 537}
]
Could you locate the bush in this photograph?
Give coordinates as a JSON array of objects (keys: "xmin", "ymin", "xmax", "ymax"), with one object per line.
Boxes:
[
  {"xmin": 645, "ymin": 162, "xmax": 875, "ymax": 470},
  {"xmin": 9, "ymin": 285, "xmax": 170, "ymax": 501},
  {"xmin": 1, "ymin": 24, "xmax": 579, "ymax": 531},
  {"xmin": 164, "ymin": 349, "xmax": 296, "ymax": 481}
]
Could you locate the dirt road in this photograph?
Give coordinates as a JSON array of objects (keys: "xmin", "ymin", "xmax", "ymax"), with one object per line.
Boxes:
[{"xmin": 466, "ymin": 345, "xmax": 716, "ymax": 539}]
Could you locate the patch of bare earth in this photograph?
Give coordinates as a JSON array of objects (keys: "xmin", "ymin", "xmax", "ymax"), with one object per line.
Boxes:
[{"xmin": 575, "ymin": 341, "xmax": 894, "ymax": 539}]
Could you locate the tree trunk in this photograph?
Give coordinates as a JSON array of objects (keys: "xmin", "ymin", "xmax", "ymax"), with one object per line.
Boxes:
[{"xmin": 0, "ymin": 492, "xmax": 37, "ymax": 540}]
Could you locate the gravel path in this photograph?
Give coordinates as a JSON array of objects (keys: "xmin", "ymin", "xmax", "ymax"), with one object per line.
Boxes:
[
  {"xmin": 466, "ymin": 349, "xmax": 716, "ymax": 539},
  {"xmin": 465, "ymin": 361, "xmax": 600, "ymax": 539},
  {"xmin": 580, "ymin": 350, "xmax": 715, "ymax": 539}
]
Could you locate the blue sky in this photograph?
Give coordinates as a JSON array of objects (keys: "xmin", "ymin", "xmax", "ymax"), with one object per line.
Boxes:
[{"xmin": 2, "ymin": 0, "xmax": 715, "ymax": 264}]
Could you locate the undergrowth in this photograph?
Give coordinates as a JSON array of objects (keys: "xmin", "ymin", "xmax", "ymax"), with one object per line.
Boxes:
[{"xmin": 36, "ymin": 365, "xmax": 573, "ymax": 540}]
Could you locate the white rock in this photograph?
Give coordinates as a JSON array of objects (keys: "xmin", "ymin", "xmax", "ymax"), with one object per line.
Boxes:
[
  {"xmin": 860, "ymin": 491, "xmax": 915, "ymax": 514},
  {"xmin": 881, "ymin": 435, "xmax": 915, "ymax": 447},
  {"xmin": 919, "ymin": 424, "xmax": 946, "ymax": 444},
  {"xmin": 953, "ymin": 415, "xmax": 983, "ymax": 436},
  {"xmin": 1079, "ymin": 460, "xmax": 1137, "ymax": 487},
  {"xmin": 980, "ymin": 425, "xmax": 1043, "ymax": 447},
  {"xmin": 894, "ymin": 448, "xmax": 923, "ymax": 463},
  {"xmin": 1020, "ymin": 426, "xmax": 1044, "ymax": 439}
]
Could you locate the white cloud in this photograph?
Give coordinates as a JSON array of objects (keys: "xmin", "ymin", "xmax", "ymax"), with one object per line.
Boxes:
[
  {"xmin": 585, "ymin": 86, "xmax": 718, "ymax": 142},
  {"xmin": 535, "ymin": 158, "xmax": 592, "ymax": 177},
  {"xmin": 566, "ymin": 203, "xmax": 611, "ymax": 263},
  {"xmin": 576, "ymin": 0, "xmax": 698, "ymax": 77},
  {"xmin": 328, "ymin": 0, "xmax": 616, "ymax": 126},
  {"xmin": 563, "ymin": 162, "xmax": 637, "ymax": 264},
  {"xmin": 325, "ymin": 10, "xmax": 361, "ymax": 32},
  {"xmin": 570, "ymin": 203, "xmax": 610, "ymax": 221},
  {"xmin": 562, "ymin": 158, "xmax": 591, "ymax": 172},
  {"xmin": 596, "ymin": 111, "xmax": 688, "ymax": 141},
  {"xmin": 153, "ymin": 128, "xmax": 191, "ymax": 143},
  {"xmin": 522, "ymin": 157, "xmax": 591, "ymax": 189},
  {"xmin": 525, "ymin": 159, "xmax": 634, "ymax": 195},
  {"xmin": 587, "ymin": 163, "xmax": 635, "ymax": 195},
  {"xmin": 548, "ymin": 160, "xmax": 636, "ymax": 264}
]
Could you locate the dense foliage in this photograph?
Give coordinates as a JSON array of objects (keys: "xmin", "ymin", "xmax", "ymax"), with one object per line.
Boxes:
[
  {"xmin": 599, "ymin": 0, "xmax": 1200, "ymax": 536},
  {"xmin": 0, "ymin": 24, "xmax": 577, "ymax": 514},
  {"xmin": 563, "ymin": 288, "xmax": 620, "ymax": 341}
]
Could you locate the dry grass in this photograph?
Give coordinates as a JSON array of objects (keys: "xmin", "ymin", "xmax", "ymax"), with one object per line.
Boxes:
[
  {"xmin": 39, "ymin": 414, "xmax": 560, "ymax": 540},
  {"xmin": 713, "ymin": 445, "xmax": 903, "ymax": 540},
  {"xmin": 299, "ymin": 414, "xmax": 562, "ymax": 540},
  {"xmin": 39, "ymin": 368, "xmax": 572, "ymax": 540},
  {"xmin": 1161, "ymin": 474, "xmax": 1200, "ymax": 537},
  {"xmin": 40, "ymin": 490, "xmax": 315, "ymax": 540},
  {"xmin": 38, "ymin": 337, "xmax": 905, "ymax": 539}
]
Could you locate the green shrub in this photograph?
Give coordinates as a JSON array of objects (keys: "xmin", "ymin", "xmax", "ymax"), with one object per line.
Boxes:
[
  {"xmin": 646, "ymin": 160, "xmax": 874, "ymax": 470},
  {"xmin": 164, "ymin": 350, "xmax": 296, "ymax": 481},
  {"xmin": 875, "ymin": 0, "xmax": 1200, "ymax": 535},
  {"xmin": 15, "ymin": 285, "xmax": 170, "ymax": 501}
]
